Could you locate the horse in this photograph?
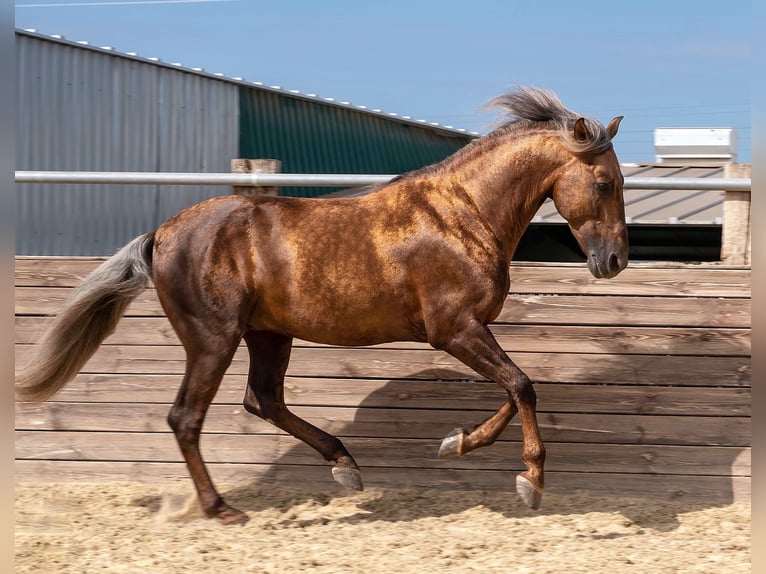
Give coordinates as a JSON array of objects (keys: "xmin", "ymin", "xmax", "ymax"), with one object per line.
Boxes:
[{"xmin": 16, "ymin": 86, "xmax": 628, "ymax": 525}]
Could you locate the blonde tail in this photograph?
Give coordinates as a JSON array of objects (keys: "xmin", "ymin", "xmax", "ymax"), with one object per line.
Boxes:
[{"xmin": 15, "ymin": 232, "xmax": 155, "ymax": 402}]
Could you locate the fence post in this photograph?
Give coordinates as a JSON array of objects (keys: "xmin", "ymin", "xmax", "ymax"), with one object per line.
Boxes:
[
  {"xmin": 720, "ymin": 163, "xmax": 751, "ymax": 265},
  {"xmin": 231, "ymin": 159, "xmax": 281, "ymax": 196}
]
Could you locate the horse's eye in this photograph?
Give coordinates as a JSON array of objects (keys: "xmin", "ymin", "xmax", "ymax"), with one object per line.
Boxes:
[{"xmin": 594, "ymin": 182, "xmax": 612, "ymax": 194}]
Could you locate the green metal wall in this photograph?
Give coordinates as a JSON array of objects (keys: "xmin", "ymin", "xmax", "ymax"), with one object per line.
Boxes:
[{"xmin": 238, "ymin": 87, "xmax": 474, "ymax": 197}]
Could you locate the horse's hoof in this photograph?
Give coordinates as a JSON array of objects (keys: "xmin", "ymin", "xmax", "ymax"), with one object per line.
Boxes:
[
  {"xmin": 438, "ymin": 427, "xmax": 466, "ymax": 458},
  {"xmin": 515, "ymin": 474, "xmax": 543, "ymax": 510},
  {"xmin": 332, "ymin": 465, "xmax": 364, "ymax": 491}
]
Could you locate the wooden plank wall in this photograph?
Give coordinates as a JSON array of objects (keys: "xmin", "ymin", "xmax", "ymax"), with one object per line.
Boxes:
[{"xmin": 15, "ymin": 258, "xmax": 751, "ymax": 503}]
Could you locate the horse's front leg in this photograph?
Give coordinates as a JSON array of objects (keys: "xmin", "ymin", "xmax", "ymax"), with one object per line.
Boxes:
[
  {"xmin": 438, "ymin": 398, "xmax": 517, "ymax": 457},
  {"xmin": 431, "ymin": 320, "xmax": 546, "ymax": 509}
]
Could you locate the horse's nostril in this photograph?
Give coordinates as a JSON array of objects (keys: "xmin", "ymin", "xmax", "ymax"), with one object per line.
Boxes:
[{"xmin": 609, "ymin": 253, "xmax": 620, "ymax": 272}]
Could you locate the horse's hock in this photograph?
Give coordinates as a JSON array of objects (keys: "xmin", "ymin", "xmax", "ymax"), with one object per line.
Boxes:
[{"xmin": 15, "ymin": 258, "xmax": 751, "ymax": 504}]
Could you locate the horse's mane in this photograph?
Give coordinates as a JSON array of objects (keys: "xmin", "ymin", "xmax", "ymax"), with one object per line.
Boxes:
[
  {"xmin": 367, "ymin": 87, "xmax": 612, "ymax": 189},
  {"xmin": 486, "ymin": 86, "xmax": 613, "ymax": 155}
]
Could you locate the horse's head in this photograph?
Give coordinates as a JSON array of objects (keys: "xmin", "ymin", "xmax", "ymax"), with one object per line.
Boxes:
[{"xmin": 550, "ymin": 115, "xmax": 629, "ymax": 279}]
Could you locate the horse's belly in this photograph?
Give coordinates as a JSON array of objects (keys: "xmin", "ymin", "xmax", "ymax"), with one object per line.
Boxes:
[{"xmin": 248, "ymin": 292, "xmax": 421, "ymax": 346}]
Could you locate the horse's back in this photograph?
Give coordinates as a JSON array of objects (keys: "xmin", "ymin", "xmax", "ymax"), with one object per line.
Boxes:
[
  {"xmin": 151, "ymin": 187, "xmax": 507, "ymax": 345},
  {"xmin": 150, "ymin": 193, "xmax": 420, "ymax": 344}
]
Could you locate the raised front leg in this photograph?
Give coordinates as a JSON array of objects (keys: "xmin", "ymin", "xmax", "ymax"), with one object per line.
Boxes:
[
  {"xmin": 432, "ymin": 320, "xmax": 546, "ymax": 509},
  {"xmin": 243, "ymin": 330, "xmax": 363, "ymax": 491},
  {"xmin": 438, "ymin": 398, "xmax": 518, "ymax": 457}
]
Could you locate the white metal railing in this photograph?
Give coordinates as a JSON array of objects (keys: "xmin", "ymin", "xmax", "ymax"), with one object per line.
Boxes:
[
  {"xmin": 14, "ymin": 169, "xmax": 752, "ymax": 264},
  {"xmin": 14, "ymin": 171, "xmax": 393, "ymax": 187},
  {"xmin": 13, "ymin": 170, "xmax": 753, "ymax": 191}
]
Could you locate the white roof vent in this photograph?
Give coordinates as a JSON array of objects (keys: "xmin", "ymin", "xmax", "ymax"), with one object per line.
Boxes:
[{"xmin": 653, "ymin": 128, "xmax": 738, "ymax": 164}]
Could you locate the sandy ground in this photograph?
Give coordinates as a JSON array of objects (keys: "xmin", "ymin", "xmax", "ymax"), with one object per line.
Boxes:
[{"xmin": 16, "ymin": 481, "xmax": 750, "ymax": 574}]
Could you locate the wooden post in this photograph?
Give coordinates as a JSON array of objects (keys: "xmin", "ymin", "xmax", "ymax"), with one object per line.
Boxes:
[
  {"xmin": 231, "ymin": 158, "xmax": 281, "ymax": 197},
  {"xmin": 720, "ymin": 163, "xmax": 751, "ymax": 265}
]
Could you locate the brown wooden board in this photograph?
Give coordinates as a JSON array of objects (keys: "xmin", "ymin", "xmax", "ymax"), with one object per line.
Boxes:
[
  {"xmin": 15, "ymin": 375, "xmax": 752, "ymax": 416},
  {"xmin": 14, "ymin": 431, "xmax": 750, "ymax": 477},
  {"xmin": 494, "ymin": 295, "xmax": 751, "ymax": 328},
  {"xmin": 15, "ymin": 288, "xmax": 752, "ymax": 328},
  {"xmin": 15, "ymin": 343, "xmax": 751, "ymax": 387},
  {"xmin": 15, "ymin": 258, "xmax": 751, "ymax": 297},
  {"xmin": 506, "ymin": 265, "xmax": 751, "ymax": 297},
  {"xmin": 15, "ymin": 286, "xmax": 163, "ymax": 316},
  {"xmin": 15, "ymin": 317, "xmax": 753, "ymax": 356},
  {"xmin": 14, "ymin": 405, "xmax": 751, "ymax": 446}
]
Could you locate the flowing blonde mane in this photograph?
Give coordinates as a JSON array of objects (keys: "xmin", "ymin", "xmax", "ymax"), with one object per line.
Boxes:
[{"xmin": 486, "ymin": 86, "xmax": 614, "ymax": 155}]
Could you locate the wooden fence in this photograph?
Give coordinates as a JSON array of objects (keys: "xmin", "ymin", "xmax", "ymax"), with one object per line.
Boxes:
[{"xmin": 15, "ymin": 258, "xmax": 751, "ymax": 503}]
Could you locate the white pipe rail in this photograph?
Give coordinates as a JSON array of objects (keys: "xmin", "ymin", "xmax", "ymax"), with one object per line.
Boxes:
[
  {"xmin": 14, "ymin": 171, "xmax": 395, "ymax": 187},
  {"xmin": 13, "ymin": 170, "xmax": 752, "ymax": 191}
]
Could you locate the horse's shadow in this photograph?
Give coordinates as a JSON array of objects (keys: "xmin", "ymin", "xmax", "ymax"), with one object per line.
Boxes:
[
  {"xmin": 133, "ymin": 368, "xmax": 743, "ymax": 532},
  {"xmin": 218, "ymin": 478, "xmax": 705, "ymax": 534},
  {"xmin": 191, "ymin": 368, "xmax": 744, "ymax": 533}
]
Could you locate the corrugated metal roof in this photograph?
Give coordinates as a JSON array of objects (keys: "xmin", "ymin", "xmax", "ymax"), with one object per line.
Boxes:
[
  {"xmin": 533, "ymin": 163, "xmax": 728, "ymax": 225},
  {"xmin": 238, "ymin": 86, "xmax": 472, "ymax": 197},
  {"xmin": 16, "ymin": 27, "xmax": 476, "ymax": 204},
  {"xmin": 16, "ymin": 28, "xmax": 479, "ymax": 138}
]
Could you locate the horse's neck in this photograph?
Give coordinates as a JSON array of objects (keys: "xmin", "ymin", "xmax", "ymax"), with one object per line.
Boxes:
[{"xmin": 453, "ymin": 132, "xmax": 564, "ymax": 260}]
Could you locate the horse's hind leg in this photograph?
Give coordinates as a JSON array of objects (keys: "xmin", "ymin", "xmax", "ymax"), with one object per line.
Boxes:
[
  {"xmin": 243, "ymin": 330, "xmax": 363, "ymax": 490},
  {"xmin": 167, "ymin": 334, "xmax": 247, "ymax": 524}
]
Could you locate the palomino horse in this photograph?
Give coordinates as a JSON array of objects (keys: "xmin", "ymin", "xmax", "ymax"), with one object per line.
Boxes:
[{"xmin": 16, "ymin": 87, "xmax": 628, "ymax": 524}]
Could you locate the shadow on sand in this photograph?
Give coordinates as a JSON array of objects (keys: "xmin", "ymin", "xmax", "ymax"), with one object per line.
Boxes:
[{"xmin": 133, "ymin": 367, "xmax": 745, "ymax": 533}]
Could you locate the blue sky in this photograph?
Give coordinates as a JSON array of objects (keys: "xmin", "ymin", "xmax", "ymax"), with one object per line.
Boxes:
[{"xmin": 14, "ymin": 0, "xmax": 752, "ymax": 163}]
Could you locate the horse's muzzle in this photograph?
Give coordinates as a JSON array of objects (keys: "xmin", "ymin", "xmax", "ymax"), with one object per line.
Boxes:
[
  {"xmin": 578, "ymin": 221, "xmax": 629, "ymax": 280},
  {"xmin": 587, "ymin": 248, "xmax": 628, "ymax": 279}
]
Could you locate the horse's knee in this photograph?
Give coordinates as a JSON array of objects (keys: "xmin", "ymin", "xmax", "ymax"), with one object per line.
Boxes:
[
  {"xmin": 510, "ymin": 373, "xmax": 537, "ymax": 407},
  {"xmin": 167, "ymin": 408, "xmax": 202, "ymax": 444},
  {"xmin": 167, "ymin": 407, "xmax": 182, "ymax": 431},
  {"xmin": 524, "ymin": 442, "xmax": 546, "ymax": 466}
]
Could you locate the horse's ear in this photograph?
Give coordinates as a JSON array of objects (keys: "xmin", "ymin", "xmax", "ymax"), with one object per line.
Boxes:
[
  {"xmin": 573, "ymin": 117, "xmax": 589, "ymax": 142},
  {"xmin": 606, "ymin": 116, "xmax": 624, "ymax": 140}
]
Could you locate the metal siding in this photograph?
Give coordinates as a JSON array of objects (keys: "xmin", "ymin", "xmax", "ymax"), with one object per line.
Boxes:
[
  {"xmin": 238, "ymin": 87, "xmax": 473, "ymax": 197},
  {"xmin": 621, "ymin": 165, "xmax": 726, "ymax": 224},
  {"xmin": 534, "ymin": 164, "xmax": 728, "ymax": 225},
  {"xmin": 154, "ymin": 66, "xmax": 240, "ymax": 223},
  {"xmin": 16, "ymin": 33, "xmax": 239, "ymax": 255}
]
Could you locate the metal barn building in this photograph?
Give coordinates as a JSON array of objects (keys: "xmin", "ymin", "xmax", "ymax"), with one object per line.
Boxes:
[{"xmin": 16, "ymin": 29, "xmax": 473, "ymax": 255}]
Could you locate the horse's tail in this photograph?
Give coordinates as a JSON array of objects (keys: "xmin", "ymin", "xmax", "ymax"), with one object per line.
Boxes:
[{"xmin": 15, "ymin": 232, "xmax": 156, "ymax": 402}]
